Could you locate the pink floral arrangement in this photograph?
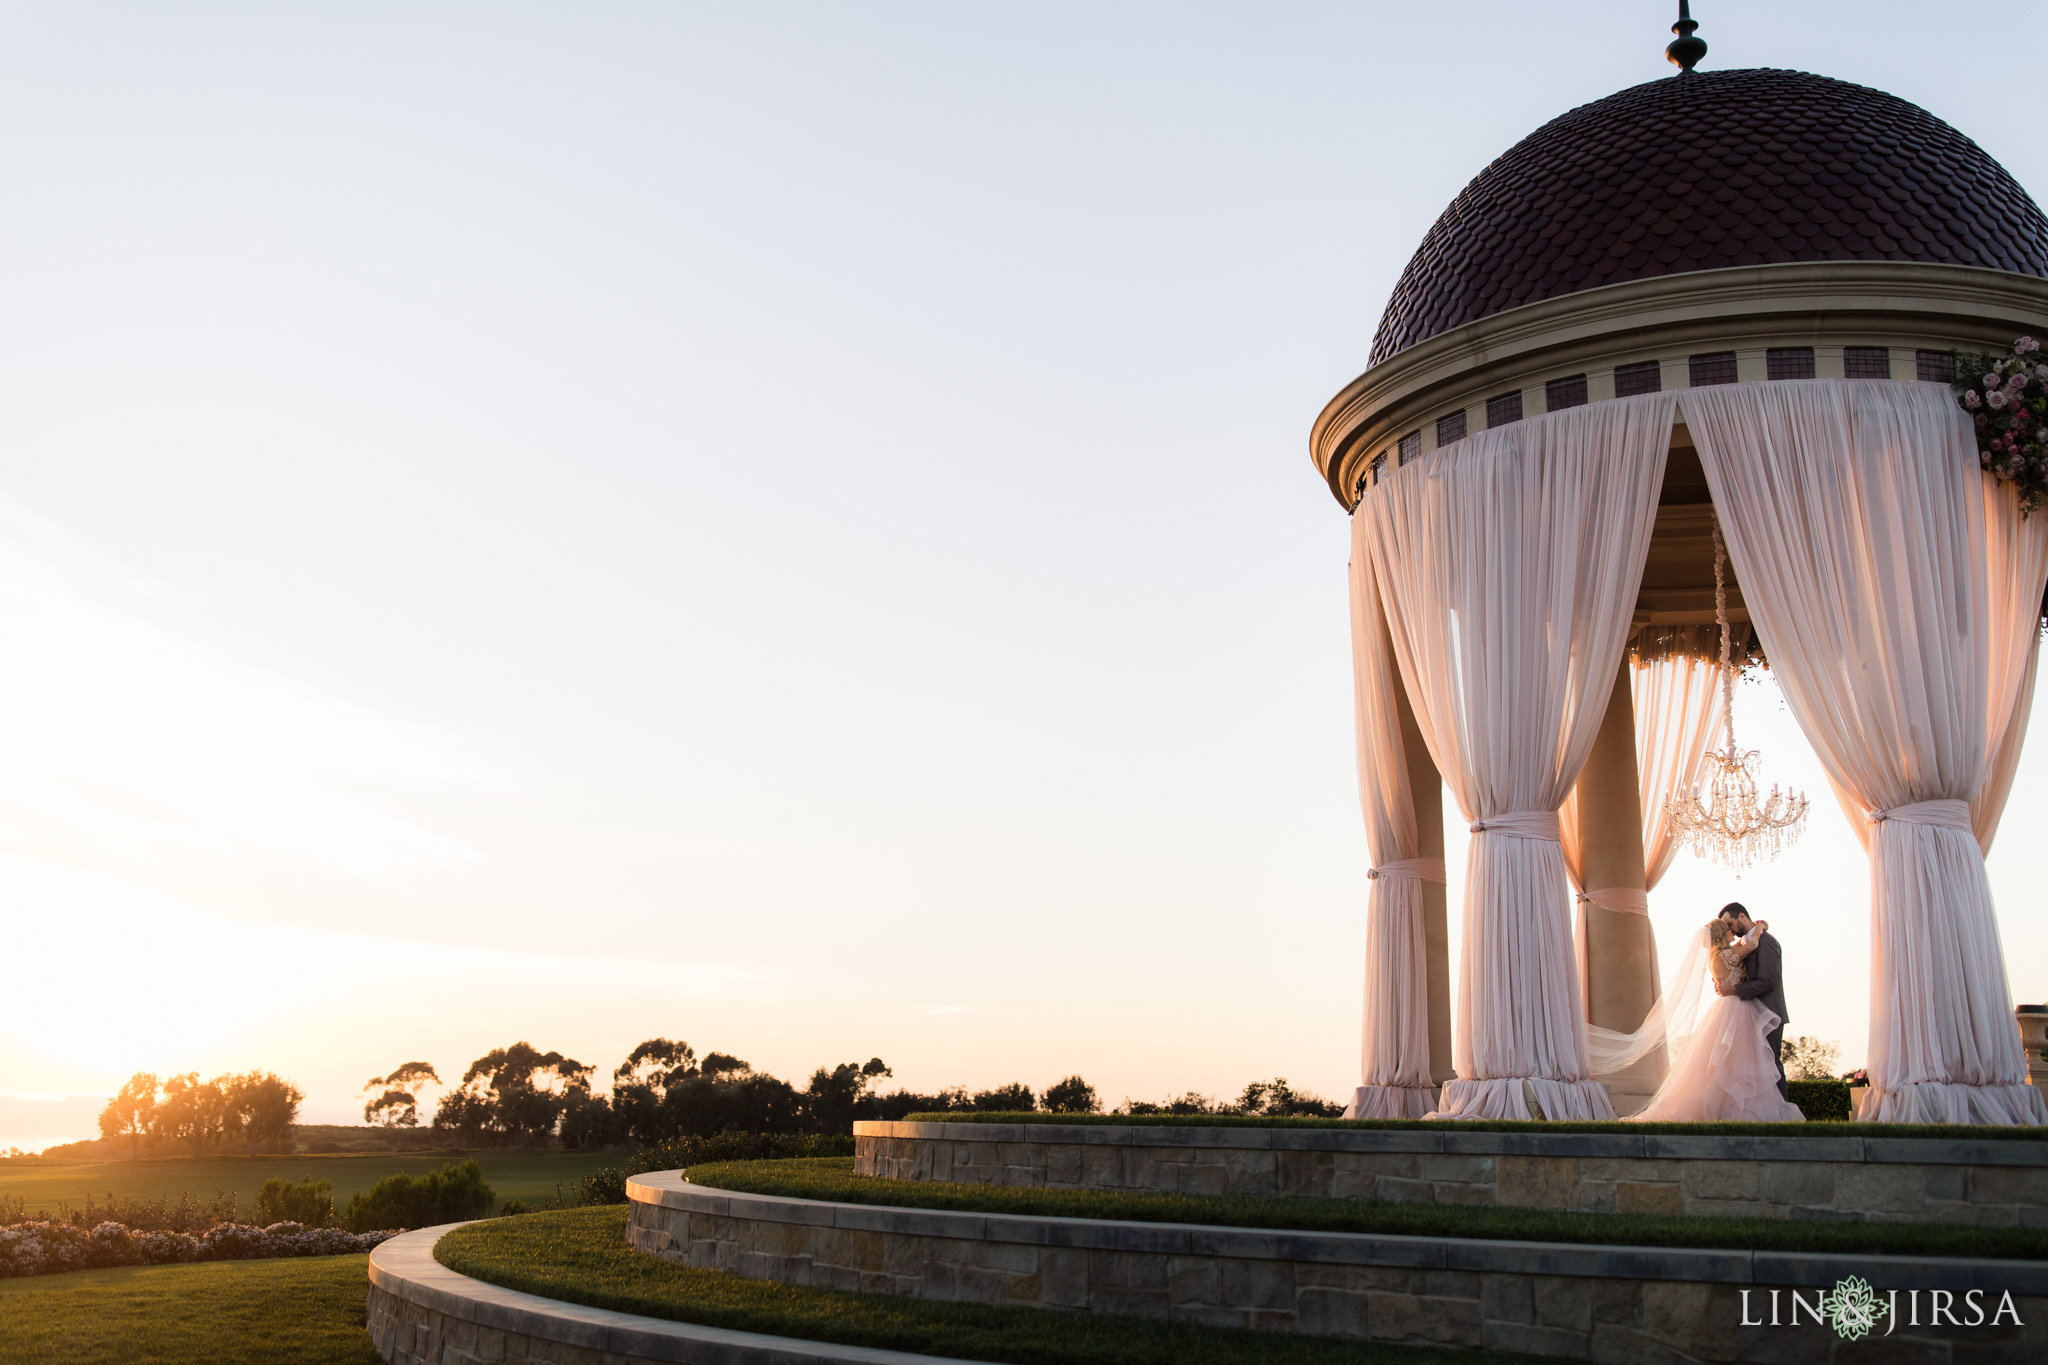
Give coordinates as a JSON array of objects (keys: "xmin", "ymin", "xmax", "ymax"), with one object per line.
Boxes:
[{"xmin": 1954, "ymin": 338, "xmax": 2048, "ymax": 515}]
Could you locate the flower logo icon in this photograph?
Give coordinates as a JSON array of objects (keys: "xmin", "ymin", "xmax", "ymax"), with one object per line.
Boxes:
[{"xmin": 1822, "ymin": 1276, "xmax": 1883, "ymax": 1341}]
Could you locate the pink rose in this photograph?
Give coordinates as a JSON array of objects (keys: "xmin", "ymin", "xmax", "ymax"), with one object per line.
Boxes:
[
  {"xmin": 2010, "ymin": 372, "xmax": 2029, "ymax": 392},
  {"xmin": 1989, "ymin": 389, "xmax": 2009, "ymax": 408},
  {"xmin": 2019, "ymin": 336, "xmax": 2040, "ymax": 353},
  {"xmin": 1966, "ymin": 390, "xmax": 1983, "ymax": 408},
  {"xmin": 1985, "ymin": 373, "xmax": 2003, "ymax": 389}
]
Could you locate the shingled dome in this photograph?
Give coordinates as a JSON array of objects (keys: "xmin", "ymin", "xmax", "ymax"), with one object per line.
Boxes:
[{"xmin": 1369, "ymin": 68, "xmax": 2048, "ymax": 365}]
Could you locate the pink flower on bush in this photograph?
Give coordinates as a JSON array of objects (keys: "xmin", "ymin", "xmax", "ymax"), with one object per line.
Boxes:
[
  {"xmin": 2018, "ymin": 336, "xmax": 2040, "ymax": 354},
  {"xmin": 1989, "ymin": 389, "xmax": 2009, "ymax": 409},
  {"xmin": 1966, "ymin": 390, "xmax": 1983, "ymax": 408}
]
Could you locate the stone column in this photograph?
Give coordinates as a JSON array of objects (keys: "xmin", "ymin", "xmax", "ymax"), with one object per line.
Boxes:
[
  {"xmin": 1574, "ymin": 654, "xmax": 1665, "ymax": 1111},
  {"xmin": 1392, "ymin": 666, "xmax": 1453, "ymax": 1086}
]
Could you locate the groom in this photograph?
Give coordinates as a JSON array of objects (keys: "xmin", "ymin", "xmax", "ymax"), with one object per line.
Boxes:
[{"xmin": 1713, "ymin": 902, "xmax": 1789, "ymax": 1099}]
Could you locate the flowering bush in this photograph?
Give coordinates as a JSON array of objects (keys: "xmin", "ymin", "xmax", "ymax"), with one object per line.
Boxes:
[
  {"xmin": 1954, "ymin": 337, "xmax": 2048, "ymax": 515},
  {"xmin": 0, "ymin": 1218, "xmax": 397, "ymax": 1279}
]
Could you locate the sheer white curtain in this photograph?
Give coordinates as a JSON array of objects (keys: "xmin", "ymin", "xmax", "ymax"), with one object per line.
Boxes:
[
  {"xmin": 1560, "ymin": 653, "xmax": 1724, "ymax": 1038},
  {"xmin": 1635, "ymin": 656, "xmax": 1728, "ymax": 886},
  {"xmin": 1360, "ymin": 390, "xmax": 1677, "ymax": 1120},
  {"xmin": 1682, "ymin": 379, "xmax": 2048, "ymax": 1126},
  {"xmin": 1343, "ymin": 528, "xmax": 1440, "ymax": 1119}
]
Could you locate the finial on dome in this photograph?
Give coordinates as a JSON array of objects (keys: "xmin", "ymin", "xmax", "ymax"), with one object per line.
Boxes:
[{"xmin": 1667, "ymin": 1, "xmax": 1707, "ymax": 73}]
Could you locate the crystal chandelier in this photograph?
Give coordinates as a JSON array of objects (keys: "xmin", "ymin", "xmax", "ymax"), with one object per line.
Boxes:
[{"xmin": 1663, "ymin": 515, "xmax": 1809, "ymax": 871}]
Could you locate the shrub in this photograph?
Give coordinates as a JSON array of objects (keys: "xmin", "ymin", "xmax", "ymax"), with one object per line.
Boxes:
[
  {"xmin": 577, "ymin": 1166, "xmax": 628, "ymax": 1206},
  {"xmin": 256, "ymin": 1177, "xmax": 335, "ymax": 1228},
  {"xmin": 498, "ymin": 1200, "xmax": 531, "ymax": 1216},
  {"xmin": 1787, "ymin": 1080, "xmax": 1852, "ymax": 1122},
  {"xmin": 0, "ymin": 1219, "xmax": 394, "ymax": 1279},
  {"xmin": 339, "ymin": 1160, "xmax": 495, "ymax": 1232}
]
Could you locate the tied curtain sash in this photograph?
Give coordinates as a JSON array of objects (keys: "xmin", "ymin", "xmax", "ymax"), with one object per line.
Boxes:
[
  {"xmin": 1681, "ymin": 379, "xmax": 2048, "ymax": 1126},
  {"xmin": 1360, "ymin": 389, "xmax": 1677, "ymax": 1121},
  {"xmin": 1343, "ymin": 533, "xmax": 1438, "ymax": 1119}
]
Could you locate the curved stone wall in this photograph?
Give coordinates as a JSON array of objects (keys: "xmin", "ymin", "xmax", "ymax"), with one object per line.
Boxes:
[
  {"xmin": 627, "ymin": 1171, "xmax": 2048, "ymax": 1361},
  {"xmin": 365, "ymin": 1221, "xmax": 962, "ymax": 1365},
  {"xmin": 853, "ymin": 1120, "xmax": 2048, "ymax": 1225}
]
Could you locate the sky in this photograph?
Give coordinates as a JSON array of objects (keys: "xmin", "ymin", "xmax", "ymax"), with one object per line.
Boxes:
[{"xmin": 3, "ymin": 2, "xmax": 2046, "ymax": 1151}]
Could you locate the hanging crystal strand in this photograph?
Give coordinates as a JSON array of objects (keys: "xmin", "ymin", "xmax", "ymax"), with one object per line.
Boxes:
[{"xmin": 1663, "ymin": 508, "xmax": 1808, "ymax": 869}]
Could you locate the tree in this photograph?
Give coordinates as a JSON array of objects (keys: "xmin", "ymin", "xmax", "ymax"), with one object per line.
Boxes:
[
  {"xmin": 430, "ymin": 1083, "xmax": 494, "ymax": 1147},
  {"xmin": 1782, "ymin": 1036, "xmax": 1843, "ymax": 1082},
  {"xmin": 1234, "ymin": 1078, "xmax": 1342, "ymax": 1118},
  {"xmin": 970, "ymin": 1083, "xmax": 1035, "ymax": 1113},
  {"xmin": 1042, "ymin": 1075, "xmax": 1100, "ymax": 1114},
  {"xmin": 802, "ymin": 1058, "xmax": 892, "ymax": 1134},
  {"xmin": 363, "ymin": 1061, "xmax": 441, "ymax": 1127},
  {"xmin": 225, "ymin": 1071, "xmax": 304, "ymax": 1156},
  {"xmin": 459, "ymin": 1043, "xmax": 593, "ymax": 1147},
  {"xmin": 558, "ymin": 1084, "xmax": 616, "ymax": 1149},
  {"xmin": 97, "ymin": 1074, "xmax": 159, "ymax": 1160},
  {"xmin": 612, "ymin": 1039, "xmax": 696, "ymax": 1147},
  {"xmin": 153, "ymin": 1073, "xmax": 233, "ymax": 1155}
]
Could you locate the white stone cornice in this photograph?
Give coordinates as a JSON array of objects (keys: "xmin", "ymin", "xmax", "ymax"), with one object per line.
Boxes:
[{"xmin": 1312, "ymin": 262, "xmax": 2048, "ymax": 508}]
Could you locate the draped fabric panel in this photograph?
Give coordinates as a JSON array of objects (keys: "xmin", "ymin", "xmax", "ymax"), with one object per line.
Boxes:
[
  {"xmin": 1974, "ymin": 633, "xmax": 2039, "ymax": 851},
  {"xmin": 1559, "ymin": 655, "xmax": 1724, "ymax": 1030},
  {"xmin": 1973, "ymin": 473, "xmax": 2048, "ymax": 852},
  {"xmin": 1360, "ymin": 390, "xmax": 1677, "ymax": 1120},
  {"xmin": 1635, "ymin": 656, "xmax": 1729, "ymax": 887},
  {"xmin": 1680, "ymin": 379, "xmax": 2048, "ymax": 1126},
  {"xmin": 1343, "ymin": 524, "xmax": 1438, "ymax": 1119}
]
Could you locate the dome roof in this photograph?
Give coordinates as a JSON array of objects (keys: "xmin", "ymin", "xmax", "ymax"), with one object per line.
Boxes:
[{"xmin": 1370, "ymin": 69, "xmax": 2048, "ymax": 365}]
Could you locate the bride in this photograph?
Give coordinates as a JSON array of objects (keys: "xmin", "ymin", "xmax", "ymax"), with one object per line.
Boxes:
[{"xmin": 1589, "ymin": 917, "xmax": 1806, "ymax": 1123}]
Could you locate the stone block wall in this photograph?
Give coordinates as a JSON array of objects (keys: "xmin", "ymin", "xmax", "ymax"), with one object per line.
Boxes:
[
  {"xmin": 854, "ymin": 1122, "xmax": 2048, "ymax": 1226},
  {"xmin": 628, "ymin": 1174, "xmax": 2048, "ymax": 1364}
]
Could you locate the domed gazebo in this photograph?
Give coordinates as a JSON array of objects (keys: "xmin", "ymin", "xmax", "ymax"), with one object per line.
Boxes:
[{"xmin": 1315, "ymin": 30, "xmax": 2048, "ymax": 1124}]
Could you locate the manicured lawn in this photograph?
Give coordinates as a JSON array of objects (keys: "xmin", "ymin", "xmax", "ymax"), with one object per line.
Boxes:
[
  {"xmin": 687, "ymin": 1158, "xmax": 2048, "ymax": 1261},
  {"xmin": 438, "ymin": 1206, "xmax": 1548, "ymax": 1365},
  {"xmin": 0, "ymin": 1255, "xmax": 378, "ymax": 1364},
  {"xmin": 0, "ymin": 1149, "xmax": 613, "ymax": 1221}
]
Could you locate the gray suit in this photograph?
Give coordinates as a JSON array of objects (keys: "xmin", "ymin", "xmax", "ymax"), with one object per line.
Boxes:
[{"xmin": 1730, "ymin": 930, "xmax": 1789, "ymax": 1098}]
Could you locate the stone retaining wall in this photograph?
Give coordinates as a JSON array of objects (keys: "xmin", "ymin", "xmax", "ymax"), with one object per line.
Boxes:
[
  {"xmin": 365, "ymin": 1221, "xmax": 977, "ymax": 1365},
  {"xmin": 854, "ymin": 1120, "xmax": 2048, "ymax": 1226},
  {"xmin": 630, "ymin": 1173, "xmax": 2048, "ymax": 1364}
]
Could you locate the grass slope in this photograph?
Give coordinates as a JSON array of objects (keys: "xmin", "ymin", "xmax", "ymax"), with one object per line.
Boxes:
[
  {"xmin": 0, "ymin": 1150, "xmax": 612, "ymax": 1220},
  {"xmin": 900, "ymin": 1112, "xmax": 2048, "ymax": 1141},
  {"xmin": 0, "ymin": 1255, "xmax": 378, "ymax": 1365},
  {"xmin": 437, "ymin": 1206, "xmax": 1547, "ymax": 1365},
  {"xmin": 689, "ymin": 1158, "xmax": 2048, "ymax": 1261}
]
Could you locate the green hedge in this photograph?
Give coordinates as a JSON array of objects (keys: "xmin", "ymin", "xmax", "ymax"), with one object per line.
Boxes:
[
  {"xmin": 688, "ymin": 1158, "xmax": 2048, "ymax": 1260},
  {"xmin": 898, "ymin": 1110, "xmax": 2044, "ymax": 1140},
  {"xmin": 340, "ymin": 1159, "xmax": 494, "ymax": 1232},
  {"xmin": 1786, "ymin": 1080, "xmax": 1852, "ymax": 1122}
]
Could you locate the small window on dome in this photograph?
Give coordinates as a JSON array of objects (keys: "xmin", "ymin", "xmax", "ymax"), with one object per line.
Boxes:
[
  {"xmin": 1614, "ymin": 361, "xmax": 1662, "ymax": 397},
  {"xmin": 1486, "ymin": 391, "xmax": 1523, "ymax": 427},
  {"xmin": 1767, "ymin": 347, "xmax": 1815, "ymax": 380},
  {"xmin": 1437, "ymin": 410, "xmax": 1467, "ymax": 446},
  {"xmin": 1689, "ymin": 352, "xmax": 1739, "ymax": 387},
  {"xmin": 1916, "ymin": 350, "xmax": 1957, "ymax": 384},
  {"xmin": 1397, "ymin": 431, "xmax": 1421, "ymax": 464},
  {"xmin": 1844, "ymin": 347, "xmax": 1890, "ymax": 379},
  {"xmin": 1367, "ymin": 452, "xmax": 1387, "ymax": 486},
  {"xmin": 1545, "ymin": 375, "xmax": 1588, "ymax": 411}
]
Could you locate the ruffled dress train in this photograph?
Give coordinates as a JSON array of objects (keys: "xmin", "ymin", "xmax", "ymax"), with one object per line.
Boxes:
[{"xmin": 1630, "ymin": 993, "xmax": 1806, "ymax": 1123}]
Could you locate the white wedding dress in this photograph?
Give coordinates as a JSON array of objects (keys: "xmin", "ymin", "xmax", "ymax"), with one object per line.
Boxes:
[{"xmin": 1627, "ymin": 924, "xmax": 1806, "ymax": 1123}]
